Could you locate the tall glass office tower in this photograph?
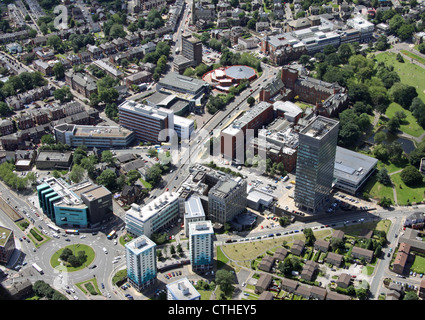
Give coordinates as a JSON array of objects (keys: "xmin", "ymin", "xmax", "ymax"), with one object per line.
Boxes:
[{"xmin": 294, "ymin": 116, "xmax": 339, "ymax": 213}]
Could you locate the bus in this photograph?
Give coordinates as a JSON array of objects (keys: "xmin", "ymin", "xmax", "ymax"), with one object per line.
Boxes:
[
  {"xmin": 47, "ymin": 224, "xmax": 60, "ymax": 233},
  {"xmin": 65, "ymin": 229, "xmax": 79, "ymax": 235},
  {"xmin": 32, "ymin": 263, "xmax": 43, "ymax": 274},
  {"xmin": 107, "ymin": 230, "xmax": 116, "ymax": 240}
]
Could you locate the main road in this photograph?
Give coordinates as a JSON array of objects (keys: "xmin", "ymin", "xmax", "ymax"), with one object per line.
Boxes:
[{"xmin": 148, "ymin": 61, "xmax": 279, "ymax": 198}]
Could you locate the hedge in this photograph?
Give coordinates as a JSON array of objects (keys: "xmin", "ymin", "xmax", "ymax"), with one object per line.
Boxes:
[{"xmin": 30, "ymin": 228, "xmax": 43, "ymax": 241}]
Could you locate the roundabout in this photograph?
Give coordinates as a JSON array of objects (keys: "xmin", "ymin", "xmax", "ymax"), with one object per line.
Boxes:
[{"xmin": 50, "ymin": 243, "xmax": 96, "ymax": 272}]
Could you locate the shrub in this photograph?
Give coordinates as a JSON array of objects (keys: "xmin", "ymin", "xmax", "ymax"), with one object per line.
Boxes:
[{"xmin": 30, "ymin": 228, "xmax": 43, "ymax": 241}]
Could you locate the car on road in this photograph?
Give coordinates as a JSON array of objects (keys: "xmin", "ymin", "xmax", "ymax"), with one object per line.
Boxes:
[{"xmin": 89, "ymin": 265, "xmax": 97, "ymax": 269}]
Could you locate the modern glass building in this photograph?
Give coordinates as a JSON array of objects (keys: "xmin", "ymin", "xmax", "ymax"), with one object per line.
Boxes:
[
  {"xmin": 125, "ymin": 235, "xmax": 157, "ymax": 291},
  {"xmin": 294, "ymin": 116, "xmax": 339, "ymax": 213},
  {"xmin": 36, "ymin": 178, "xmax": 112, "ymax": 228},
  {"xmin": 189, "ymin": 220, "xmax": 214, "ymax": 272}
]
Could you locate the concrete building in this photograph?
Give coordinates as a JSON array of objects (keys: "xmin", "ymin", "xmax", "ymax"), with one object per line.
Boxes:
[
  {"xmin": 184, "ymin": 196, "xmax": 206, "ymax": 236},
  {"xmin": 221, "ymin": 101, "xmax": 274, "ymax": 161},
  {"xmin": 189, "ymin": 220, "xmax": 214, "ymax": 271},
  {"xmin": 118, "ymin": 100, "xmax": 174, "ymax": 143},
  {"xmin": 333, "ymin": 146, "xmax": 378, "ymax": 195},
  {"xmin": 174, "ymin": 115, "xmax": 195, "ymax": 140},
  {"xmin": 166, "ymin": 277, "xmax": 201, "ymax": 300},
  {"xmin": 182, "ymin": 34, "xmax": 202, "ymax": 66},
  {"xmin": 125, "ymin": 235, "xmax": 157, "ymax": 291},
  {"xmin": 208, "ymin": 177, "xmax": 247, "ymax": 224},
  {"xmin": 0, "ymin": 226, "xmax": 15, "ymax": 265},
  {"xmin": 125, "ymin": 192, "xmax": 183, "ymax": 238},
  {"xmin": 54, "ymin": 124, "xmax": 135, "ymax": 149},
  {"xmin": 346, "ymin": 15, "xmax": 375, "ymax": 43},
  {"xmin": 35, "ymin": 151, "xmax": 73, "ymax": 170},
  {"xmin": 294, "ymin": 116, "xmax": 339, "ymax": 213}
]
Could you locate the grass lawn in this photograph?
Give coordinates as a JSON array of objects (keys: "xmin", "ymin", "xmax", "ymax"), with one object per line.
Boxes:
[
  {"xmin": 377, "ymin": 159, "xmax": 408, "ymax": 174},
  {"xmin": 76, "ymin": 277, "xmax": 102, "ymax": 296},
  {"xmin": 400, "ymin": 49, "xmax": 425, "ymax": 65},
  {"xmin": 362, "ymin": 174, "xmax": 394, "ymax": 203},
  {"xmin": 221, "ymin": 238, "xmax": 287, "ymax": 261},
  {"xmin": 375, "ymin": 52, "xmax": 425, "ymax": 103},
  {"xmin": 385, "ymin": 102, "xmax": 424, "ymax": 137},
  {"xmin": 362, "ymin": 266, "xmax": 375, "ymax": 276},
  {"xmin": 216, "ymin": 246, "xmax": 229, "ymax": 269},
  {"xmin": 411, "ymin": 255, "xmax": 425, "ymax": 274},
  {"xmin": 139, "ymin": 178, "xmax": 152, "ymax": 190},
  {"xmin": 391, "ymin": 172, "xmax": 425, "ymax": 205},
  {"xmin": 50, "ymin": 243, "xmax": 96, "ymax": 272},
  {"xmin": 295, "ymin": 101, "xmax": 314, "ymax": 111},
  {"xmin": 338, "ymin": 219, "xmax": 391, "ymax": 237}
]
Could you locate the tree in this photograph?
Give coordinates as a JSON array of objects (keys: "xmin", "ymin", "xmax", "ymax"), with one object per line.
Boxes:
[
  {"xmin": 101, "ymin": 150, "xmax": 115, "ymax": 165},
  {"xmin": 127, "ymin": 170, "xmax": 141, "ymax": 185},
  {"xmin": 400, "ymin": 165, "xmax": 423, "ymax": 186},
  {"xmin": 389, "ymin": 83, "xmax": 418, "ymax": 109},
  {"xmin": 247, "ymin": 96, "xmax": 255, "ymax": 106},
  {"xmin": 41, "ymin": 134, "xmax": 55, "ymax": 145},
  {"xmin": 374, "ymin": 131, "xmax": 387, "ymax": 145},
  {"xmin": 404, "ymin": 291, "xmax": 419, "ymax": 300},
  {"xmin": 70, "ymin": 164, "xmax": 85, "ymax": 183},
  {"xmin": 99, "ymin": 88, "xmax": 119, "ymax": 105},
  {"xmin": 299, "ymin": 54, "xmax": 311, "ymax": 66},
  {"xmin": 397, "ymin": 24, "xmax": 415, "ymax": 41},
  {"xmin": 373, "ymin": 144, "xmax": 389, "ymax": 162},
  {"xmin": 109, "ymin": 24, "xmax": 126, "ymax": 39},
  {"xmin": 323, "ymin": 45, "xmax": 337, "ymax": 55},
  {"xmin": 376, "ymin": 168, "xmax": 392, "ymax": 186},
  {"xmin": 338, "ymin": 43, "xmax": 353, "ymax": 64},
  {"xmin": 47, "ymin": 35, "xmax": 62, "ymax": 51},
  {"xmin": 338, "ymin": 122, "xmax": 361, "ymax": 147},
  {"xmin": 53, "ymin": 62, "xmax": 65, "ymax": 80},
  {"xmin": 53, "ymin": 86, "xmax": 73, "ymax": 103},
  {"xmin": 386, "ymin": 116, "xmax": 400, "ymax": 133},
  {"xmin": 215, "ymin": 269, "xmax": 234, "ymax": 294},
  {"xmin": 303, "ymin": 228, "xmax": 316, "ymax": 246},
  {"xmin": 375, "ymin": 36, "xmax": 390, "ymax": 51},
  {"xmin": 96, "ymin": 169, "xmax": 117, "ymax": 191},
  {"xmin": 0, "ymin": 102, "xmax": 10, "ymax": 117},
  {"xmin": 389, "ymin": 14, "xmax": 404, "ymax": 33},
  {"xmin": 378, "ymin": 196, "xmax": 392, "ymax": 208}
]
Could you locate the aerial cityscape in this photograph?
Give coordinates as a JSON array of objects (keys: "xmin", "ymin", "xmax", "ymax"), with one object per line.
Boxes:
[{"xmin": 1, "ymin": 0, "xmax": 425, "ymax": 304}]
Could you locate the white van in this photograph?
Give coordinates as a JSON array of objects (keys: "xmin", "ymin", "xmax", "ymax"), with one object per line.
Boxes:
[{"xmin": 103, "ymin": 247, "xmax": 108, "ymax": 254}]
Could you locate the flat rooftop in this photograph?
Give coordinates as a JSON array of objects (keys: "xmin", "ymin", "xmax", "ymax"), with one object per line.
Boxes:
[
  {"xmin": 126, "ymin": 235, "xmax": 156, "ymax": 254},
  {"xmin": 334, "ymin": 146, "xmax": 378, "ymax": 184},
  {"xmin": 74, "ymin": 125, "xmax": 133, "ymax": 138},
  {"xmin": 184, "ymin": 196, "xmax": 205, "ymax": 218},
  {"xmin": 189, "ymin": 220, "xmax": 213, "ymax": 235},
  {"xmin": 301, "ymin": 116, "xmax": 339, "ymax": 139},
  {"xmin": 36, "ymin": 150, "xmax": 81, "ymax": 162}
]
